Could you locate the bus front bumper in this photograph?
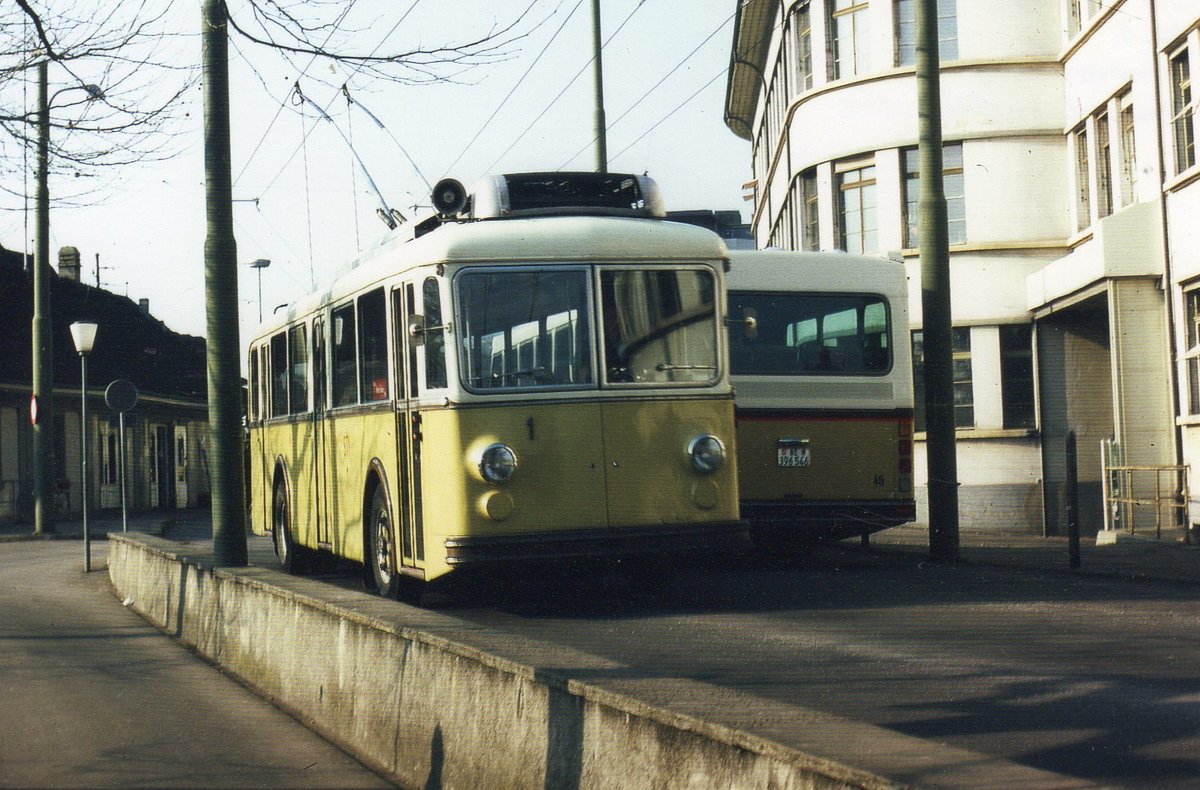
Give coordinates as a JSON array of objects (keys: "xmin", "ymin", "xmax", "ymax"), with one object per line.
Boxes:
[{"xmin": 443, "ymin": 521, "xmax": 749, "ymax": 565}]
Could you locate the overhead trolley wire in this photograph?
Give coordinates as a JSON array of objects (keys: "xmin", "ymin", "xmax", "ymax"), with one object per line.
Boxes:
[
  {"xmin": 252, "ymin": 1, "xmax": 422, "ymax": 201},
  {"xmin": 483, "ymin": 0, "xmax": 650, "ymax": 176},
  {"xmin": 442, "ymin": 0, "xmax": 584, "ymax": 179},
  {"xmin": 609, "ymin": 65, "xmax": 727, "ymax": 164},
  {"xmin": 557, "ymin": 9, "xmax": 735, "ymax": 170}
]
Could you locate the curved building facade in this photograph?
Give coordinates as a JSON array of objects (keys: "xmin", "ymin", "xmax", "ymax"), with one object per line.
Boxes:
[{"xmin": 727, "ymin": 0, "xmax": 1200, "ymax": 535}]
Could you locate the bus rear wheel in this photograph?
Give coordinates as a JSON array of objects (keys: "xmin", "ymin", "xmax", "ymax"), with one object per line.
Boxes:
[
  {"xmin": 367, "ymin": 486, "xmax": 400, "ymax": 598},
  {"xmin": 272, "ymin": 480, "xmax": 302, "ymax": 574}
]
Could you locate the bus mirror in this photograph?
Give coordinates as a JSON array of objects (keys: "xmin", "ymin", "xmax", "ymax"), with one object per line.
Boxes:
[
  {"xmin": 408, "ymin": 315, "xmax": 426, "ymax": 345},
  {"xmin": 726, "ymin": 308, "xmax": 758, "ymax": 340}
]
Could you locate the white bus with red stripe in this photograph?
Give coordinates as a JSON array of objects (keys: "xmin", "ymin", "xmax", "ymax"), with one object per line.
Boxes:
[{"xmin": 726, "ymin": 249, "xmax": 916, "ymax": 547}]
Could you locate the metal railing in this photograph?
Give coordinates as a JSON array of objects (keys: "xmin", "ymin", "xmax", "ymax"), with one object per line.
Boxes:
[{"xmin": 1102, "ymin": 457, "xmax": 1189, "ymax": 541}]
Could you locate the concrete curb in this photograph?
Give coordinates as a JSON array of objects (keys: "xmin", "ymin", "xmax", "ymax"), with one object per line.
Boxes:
[{"xmin": 107, "ymin": 532, "xmax": 1091, "ymax": 789}]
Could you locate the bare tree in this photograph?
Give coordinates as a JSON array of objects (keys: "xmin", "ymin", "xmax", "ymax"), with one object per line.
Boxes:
[
  {"xmin": 0, "ymin": 0, "xmax": 196, "ymax": 208},
  {"xmin": 225, "ymin": 0, "xmax": 539, "ymax": 87}
]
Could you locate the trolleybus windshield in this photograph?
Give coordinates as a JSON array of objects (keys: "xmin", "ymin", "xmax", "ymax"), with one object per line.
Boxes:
[{"xmin": 456, "ymin": 266, "xmax": 719, "ymax": 391}]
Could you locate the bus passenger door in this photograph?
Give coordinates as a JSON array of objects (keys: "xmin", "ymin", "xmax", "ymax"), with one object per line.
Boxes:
[
  {"xmin": 312, "ymin": 316, "xmax": 332, "ymax": 547},
  {"xmin": 392, "ymin": 284, "xmax": 423, "ymax": 569}
]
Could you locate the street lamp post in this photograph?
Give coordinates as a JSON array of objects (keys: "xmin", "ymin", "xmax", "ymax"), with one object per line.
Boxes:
[
  {"xmin": 70, "ymin": 321, "xmax": 98, "ymax": 572},
  {"xmin": 31, "ymin": 63, "xmax": 104, "ymax": 537},
  {"xmin": 249, "ymin": 258, "xmax": 271, "ymax": 323}
]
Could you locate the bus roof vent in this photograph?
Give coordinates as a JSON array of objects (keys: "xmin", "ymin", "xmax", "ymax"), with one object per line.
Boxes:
[{"xmin": 469, "ymin": 172, "xmax": 665, "ymax": 220}]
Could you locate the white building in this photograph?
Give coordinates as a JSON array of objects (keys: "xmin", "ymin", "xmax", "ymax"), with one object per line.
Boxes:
[{"xmin": 725, "ymin": 0, "xmax": 1200, "ymax": 534}]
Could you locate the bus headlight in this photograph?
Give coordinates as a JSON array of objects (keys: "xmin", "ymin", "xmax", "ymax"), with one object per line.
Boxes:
[
  {"xmin": 479, "ymin": 443, "xmax": 518, "ymax": 484},
  {"xmin": 687, "ymin": 434, "xmax": 725, "ymax": 473}
]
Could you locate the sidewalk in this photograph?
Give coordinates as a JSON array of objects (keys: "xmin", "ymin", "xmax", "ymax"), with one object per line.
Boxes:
[
  {"xmin": 9, "ymin": 507, "xmax": 1200, "ymax": 586},
  {"xmin": 0, "ymin": 508, "xmax": 215, "ymax": 543},
  {"xmin": 864, "ymin": 522, "xmax": 1200, "ymax": 585}
]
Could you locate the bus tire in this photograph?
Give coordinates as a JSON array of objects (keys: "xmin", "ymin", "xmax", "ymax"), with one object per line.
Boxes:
[
  {"xmin": 367, "ymin": 484, "xmax": 400, "ymax": 598},
  {"xmin": 272, "ymin": 478, "xmax": 303, "ymax": 574}
]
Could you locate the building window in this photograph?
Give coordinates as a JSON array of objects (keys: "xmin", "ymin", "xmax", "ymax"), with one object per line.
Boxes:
[
  {"xmin": 1074, "ymin": 124, "xmax": 1091, "ymax": 232},
  {"xmin": 1118, "ymin": 92, "xmax": 1136, "ymax": 207},
  {"xmin": 1068, "ymin": 0, "xmax": 1103, "ymax": 38},
  {"xmin": 1095, "ymin": 110, "xmax": 1113, "ymax": 219},
  {"xmin": 895, "ymin": 0, "xmax": 957, "ymax": 66},
  {"xmin": 1186, "ymin": 288, "xmax": 1200, "ymax": 414},
  {"xmin": 801, "ymin": 168, "xmax": 820, "ymax": 250},
  {"xmin": 1000, "ymin": 324, "xmax": 1036, "ymax": 429},
  {"xmin": 829, "ymin": 0, "xmax": 870, "ymax": 80},
  {"xmin": 787, "ymin": 2, "xmax": 814, "ymax": 94},
  {"xmin": 1170, "ymin": 45, "xmax": 1195, "ymax": 174},
  {"xmin": 836, "ymin": 160, "xmax": 877, "ymax": 253},
  {"xmin": 912, "ymin": 327, "xmax": 973, "ymax": 432},
  {"xmin": 902, "ymin": 142, "xmax": 965, "ymax": 248}
]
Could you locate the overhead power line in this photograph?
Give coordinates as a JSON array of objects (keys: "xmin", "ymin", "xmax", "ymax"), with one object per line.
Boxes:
[
  {"xmin": 558, "ymin": 9, "xmax": 735, "ymax": 170},
  {"xmin": 609, "ymin": 65, "xmax": 727, "ymax": 164},
  {"xmin": 484, "ymin": 0, "xmax": 649, "ymax": 176}
]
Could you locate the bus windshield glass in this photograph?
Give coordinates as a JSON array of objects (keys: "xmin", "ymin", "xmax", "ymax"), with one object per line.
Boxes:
[
  {"xmin": 601, "ymin": 269, "xmax": 718, "ymax": 385},
  {"xmin": 457, "ymin": 269, "xmax": 593, "ymax": 390},
  {"xmin": 728, "ymin": 291, "xmax": 891, "ymax": 376}
]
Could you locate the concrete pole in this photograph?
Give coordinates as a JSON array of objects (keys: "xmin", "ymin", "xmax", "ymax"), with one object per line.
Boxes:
[
  {"xmin": 203, "ymin": 0, "xmax": 248, "ymax": 566},
  {"xmin": 32, "ymin": 61, "xmax": 54, "ymax": 536},
  {"xmin": 591, "ymin": 0, "xmax": 607, "ymax": 173},
  {"xmin": 915, "ymin": 0, "xmax": 959, "ymax": 561}
]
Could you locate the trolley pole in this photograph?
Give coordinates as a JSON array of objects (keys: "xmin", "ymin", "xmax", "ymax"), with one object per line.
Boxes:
[
  {"xmin": 202, "ymin": 0, "xmax": 248, "ymax": 566},
  {"xmin": 915, "ymin": 0, "xmax": 959, "ymax": 561},
  {"xmin": 591, "ymin": 0, "xmax": 608, "ymax": 173}
]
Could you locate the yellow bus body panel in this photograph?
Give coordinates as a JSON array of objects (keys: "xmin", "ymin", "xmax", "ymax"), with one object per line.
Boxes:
[
  {"xmin": 414, "ymin": 398, "xmax": 738, "ymax": 580},
  {"xmin": 736, "ymin": 413, "xmax": 903, "ymax": 501},
  {"xmin": 600, "ymin": 398, "xmax": 739, "ymax": 526}
]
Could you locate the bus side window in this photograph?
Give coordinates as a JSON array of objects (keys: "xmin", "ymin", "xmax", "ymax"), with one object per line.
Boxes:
[
  {"xmin": 249, "ymin": 346, "xmax": 259, "ymax": 422},
  {"xmin": 359, "ymin": 288, "xmax": 389, "ymax": 402},
  {"xmin": 332, "ymin": 303, "xmax": 358, "ymax": 407},
  {"xmin": 423, "ymin": 277, "xmax": 447, "ymax": 389},
  {"xmin": 312, "ymin": 318, "xmax": 327, "ymax": 412},
  {"xmin": 289, "ymin": 324, "xmax": 309, "ymax": 413},
  {"xmin": 270, "ymin": 332, "xmax": 289, "ymax": 416}
]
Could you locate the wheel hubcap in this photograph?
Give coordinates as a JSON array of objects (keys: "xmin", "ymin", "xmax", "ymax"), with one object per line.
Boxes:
[{"xmin": 375, "ymin": 509, "xmax": 392, "ymax": 585}]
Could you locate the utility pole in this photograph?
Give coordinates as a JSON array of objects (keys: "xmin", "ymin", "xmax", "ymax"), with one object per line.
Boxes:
[
  {"xmin": 32, "ymin": 61, "xmax": 54, "ymax": 536},
  {"xmin": 202, "ymin": 0, "xmax": 247, "ymax": 566},
  {"xmin": 591, "ymin": 0, "xmax": 607, "ymax": 173},
  {"xmin": 916, "ymin": 0, "xmax": 959, "ymax": 561}
]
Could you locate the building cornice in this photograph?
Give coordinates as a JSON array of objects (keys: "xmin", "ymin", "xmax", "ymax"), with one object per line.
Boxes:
[{"xmin": 724, "ymin": 0, "xmax": 780, "ymax": 141}]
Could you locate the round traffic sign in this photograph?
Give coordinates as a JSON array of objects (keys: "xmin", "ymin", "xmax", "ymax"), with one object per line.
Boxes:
[{"xmin": 105, "ymin": 379, "xmax": 139, "ymax": 413}]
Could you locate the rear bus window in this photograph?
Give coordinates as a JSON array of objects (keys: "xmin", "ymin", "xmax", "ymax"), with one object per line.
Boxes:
[{"xmin": 728, "ymin": 291, "xmax": 892, "ymax": 376}]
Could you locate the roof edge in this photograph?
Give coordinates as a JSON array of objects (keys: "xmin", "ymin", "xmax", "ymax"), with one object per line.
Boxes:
[{"xmin": 723, "ymin": 0, "xmax": 780, "ymax": 141}]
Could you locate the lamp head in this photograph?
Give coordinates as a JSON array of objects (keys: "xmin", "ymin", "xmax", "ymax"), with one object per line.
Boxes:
[
  {"xmin": 249, "ymin": 258, "xmax": 271, "ymax": 269},
  {"xmin": 70, "ymin": 321, "xmax": 98, "ymax": 355}
]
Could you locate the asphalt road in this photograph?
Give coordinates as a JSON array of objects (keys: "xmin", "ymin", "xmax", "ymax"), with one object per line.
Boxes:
[
  {"xmin": 0, "ymin": 540, "xmax": 392, "ymax": 788},
  {"xmin": 427, "ymin": 547, "xmax": 1200, "ymax": 789}
]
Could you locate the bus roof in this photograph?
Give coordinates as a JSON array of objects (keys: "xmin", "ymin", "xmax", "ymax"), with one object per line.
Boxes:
[
  {"xmin": 726, "ymin": 249, "xmax": 908, "ymax": 295},
  {"xmin": 252, "ymin": 215, "xmax": 729, "ymax": 339}
]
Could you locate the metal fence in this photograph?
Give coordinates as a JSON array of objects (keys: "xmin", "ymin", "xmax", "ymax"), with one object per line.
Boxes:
[{"xmin": 1102, "ymin": 438, "xmax": 1189, "ymax": 541}]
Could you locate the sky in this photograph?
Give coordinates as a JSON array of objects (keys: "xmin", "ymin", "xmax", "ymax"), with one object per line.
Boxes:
[{"xmin": 2, "ymin": 1, "xmax": 751, "ymax": 346}]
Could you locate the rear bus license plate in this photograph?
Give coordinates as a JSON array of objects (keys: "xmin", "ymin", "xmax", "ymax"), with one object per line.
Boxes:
[{"xmin": 777, "ymin": 443, "xmax": 811, "ymax": 468}]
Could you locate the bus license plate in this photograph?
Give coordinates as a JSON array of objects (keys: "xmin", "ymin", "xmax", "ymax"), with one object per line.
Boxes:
[{"xmin": 778, "ymin": 444, "xmax": 811, "ymax": 468}]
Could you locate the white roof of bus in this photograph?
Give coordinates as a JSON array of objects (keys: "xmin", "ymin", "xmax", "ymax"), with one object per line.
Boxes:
[
  {"xmin": 252, "ymin": 215, "xmax": 728, "ymax": 338},
  {"xmin": 726, "ymin": 249, "xmax": 908, "ymax": 296}
]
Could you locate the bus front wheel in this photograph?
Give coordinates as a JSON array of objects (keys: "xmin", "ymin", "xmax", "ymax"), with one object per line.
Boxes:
[{"xmin": 367, "ymin": 485, "xmax": 400, "ymax": 598}]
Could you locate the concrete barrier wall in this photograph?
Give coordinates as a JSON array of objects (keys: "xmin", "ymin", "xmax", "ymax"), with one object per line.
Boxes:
[
  {"xmin": 108, "ymin": 533, "xmax": 897, "ymax": 789},
  {"xmin": 109, "ymin": 534, "xmax": 1086, "ymax": 789}
]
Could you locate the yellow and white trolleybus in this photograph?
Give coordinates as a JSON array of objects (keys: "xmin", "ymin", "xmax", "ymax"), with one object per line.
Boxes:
[
  {"xmin": 726, "ymin": 249, "xmax": 916, "ymax": 546},
  {"xmin": 246, "ymin": 173, "xmax": 743, "ymax": 594}
]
